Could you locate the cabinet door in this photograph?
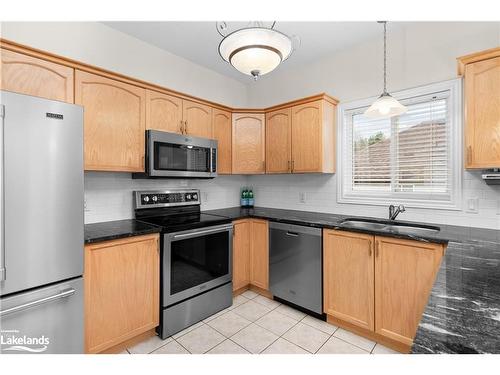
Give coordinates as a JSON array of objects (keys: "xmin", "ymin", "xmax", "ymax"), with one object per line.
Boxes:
[
  {"xmin": 232, "ymin": 113, "xmax": 266, "ymax": 174},
  {"xmin": 323, "ymin": 229, "xmax": 375, "ymax": 331},
  {"xmin": 75, "ymin": 70, "xmax": 146, "ymax": 172},
  {"xmin": 266, "ymin": 108, "xmax": 291, "ymax": 173},
  {"xmin": 464, "ymin": 56, "xmax": 500, "ymax": 169},
  {"xmin": 232, "ymin": 219, "xmax": 251, "ymax": 291},
  {"xmin": 250, "ymin": 219, "xmax": 269, "ymax": 290},
  {"xmin": 375, "ymin": 236, "xmax": 443, "ymax": 346},
  {"xmin": 213, "ymin": 109, "xmax": 232, "ymax": 174},
  {"xmin": 182, "ymin": 99, "xmax": 213, "ymax": 138},
  {"xmin": 291, "ymin": 100, "xmax": 323, "ymax": 173},
  {"xmin": 146, "ymin": 90, "xmax": 183, "ymax": 134},
  {"xmin": 84, "ymin": 234, "xmax": 159, "ymax": 354},
  {"xmin": 1, "ymin": 48, "xmax": 73, "ymax": 103}
]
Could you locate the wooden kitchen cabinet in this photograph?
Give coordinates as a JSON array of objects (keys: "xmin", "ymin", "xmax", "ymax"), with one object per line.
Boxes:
[
  {"xmin": 182, "ymin": 99, "xmax": 213, "ymax": 138},
  {"xmin": 323, "ymin": 229, "xmax": 444, "ymax": 351},
  {"xmin": 291, "ymin": 99, "xmax": 336, "ymax": 173},
  {"xmin": 374, "ymin": 236, "xmax": 444, "ymax": 346},
  {"xmin": 0, "ymin": 48, "xmax": 74, "ymax": 103},
  {"xmin": 232, "ymin": 113, "xmax": 266, "ymax": 174},
  {"xmin": 213, "ymin": 109, "xmax": 232, "ymax": 174},
  {"xmin": 84, "ymin": 234, "xmax": 160, "ymax": 354},
  {"xmin": 145, "ymin": 89, "xmax": 183, "ymax": 134},
  {"xmin": 459, "ymin": 48, "xmax": 500, "ymax": 169},
  {"xmin": 232, "ymin": 219, "xmax": 251, "ymax": 291},
  {"xmin": 249, "ymin": 219, "xmax": 269, "ymax": 290},
  {"xmin": 75, "ymin": 70, "xmax": 146, "ymax": 172},
  {"xmin": 323, "ymin": 229, "xmax": 374, "ymax": 331},
  {"xmin": 266, "ymin": 108, "xmax": 292, "ymax": 173}
]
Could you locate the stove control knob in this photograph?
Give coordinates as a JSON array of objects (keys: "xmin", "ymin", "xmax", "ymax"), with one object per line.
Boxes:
[
  {"xmin": 143, "ymin": 196, "xmax": 150, "ymax": 203},
  {"xmin": 192, "ymin": 193, "xmax": 198, "ymax": 201},
  {"xmin": 186, "ymin": 194, "xmax": 191, "ymax": 200},
  {"xmin": 152, "ymin": 196, "xmax": 158, "ymax": 202}
]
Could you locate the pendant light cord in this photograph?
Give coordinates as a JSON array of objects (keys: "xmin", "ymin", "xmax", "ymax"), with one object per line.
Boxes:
[{"xmin": 383, "ymin": 21, "xmax": 387, "ymax": 95}]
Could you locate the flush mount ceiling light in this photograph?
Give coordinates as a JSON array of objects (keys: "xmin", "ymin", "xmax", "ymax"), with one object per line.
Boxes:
[
  {"xmin": 217, "ymin": 21, "xmax": 297, "ymax": 80},
  {"xmin": 364, "ymin": 21, "xmax": 407, "ymax": 119}
]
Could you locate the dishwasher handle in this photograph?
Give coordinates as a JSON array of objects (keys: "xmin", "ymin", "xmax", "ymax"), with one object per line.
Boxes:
[
  {"xmin": 269, "ymin": 221, "xmax": 322, "ymax": 237},
  {"xmin": 286, "ymin": 231, "xmax": 299, "ymax": 237}
]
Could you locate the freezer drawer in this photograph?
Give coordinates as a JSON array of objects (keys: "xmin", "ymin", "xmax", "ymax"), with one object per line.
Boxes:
[
  {"xmin": 0, "ymin": 277, "xmax": 83, "ymax": 354},
  {"xmin": 269, "ymin": 222, "xmax": 322, "ymax": 314}
]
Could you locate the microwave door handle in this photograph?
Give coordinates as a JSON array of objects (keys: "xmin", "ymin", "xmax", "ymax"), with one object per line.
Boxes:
[
  {"xmin": 0, "ymin": 104, "xmax": 5, "ymax": 281},
  {"xmin": 172, "ymin": 225, "xmax": 233, "ymax": 240}
]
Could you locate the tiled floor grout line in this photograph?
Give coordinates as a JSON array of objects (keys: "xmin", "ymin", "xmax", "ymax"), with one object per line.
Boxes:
[
  {"xmin": 173, "ymin": 338, "xmax": 193, "ymax": 354},
  {"xmin": 330, "ymin": 334, "xmax": 372, "ymax": 353},
  {"xmin": 258, "ymin": 314, "xmax": 303, "ymax": 353},
  {"xmin": 313, "ymin": 326, "xmax": 338, "ymax": 354}
]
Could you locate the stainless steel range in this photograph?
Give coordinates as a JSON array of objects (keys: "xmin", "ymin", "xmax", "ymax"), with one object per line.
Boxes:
[{"xmin": 134, "ymin": 189, "xmax": 233, "ymax": 339}]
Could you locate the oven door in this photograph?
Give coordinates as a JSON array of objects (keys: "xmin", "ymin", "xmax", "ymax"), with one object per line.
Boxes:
[
  {"xmin": 163, "ymin": 224, "xmax": 233, "ymax": 307},
  {"xmin": 147, "ymin": 130, "xmax": 217, "ymax": 178}
]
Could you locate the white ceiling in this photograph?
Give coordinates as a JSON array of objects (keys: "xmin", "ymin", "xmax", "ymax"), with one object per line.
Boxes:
[{"xmin": 102, "ymin": 21, "xmax": 388, "ymax": 82}]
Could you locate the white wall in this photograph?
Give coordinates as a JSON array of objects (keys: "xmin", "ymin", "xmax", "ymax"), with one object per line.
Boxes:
[
  {"xmin": 247, "ymin": 22, "xmax": 500, "ymax": 230},
  {"xmin": 0, "ymin": 22, "xmax": 248, "ymax": 107}
]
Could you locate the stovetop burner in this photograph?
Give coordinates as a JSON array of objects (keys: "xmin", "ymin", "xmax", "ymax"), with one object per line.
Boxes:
[{"xmin": 134, "ymin": 189, "xmax": 231, "ymax": 233}]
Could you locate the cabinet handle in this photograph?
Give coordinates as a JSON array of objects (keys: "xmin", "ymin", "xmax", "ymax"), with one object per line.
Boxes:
[
  {"xmin": 368, "ymin": 240, "xmax": 372, "ymax": 257},
  {"xmin": 180, "ymin": 120, "xmax": 184, "ymax": 134},
  {"xmin": 262, "ymin": 160, "xmax": 266, "ymax": 171},
  {"xmin": 375, "ymin": 241, "xmax": 380, "ymax": 257},
  {"xmin": 291, "ymin": 160, "xmax": 295, "ymax": 173},
  {"xmin": 185, "ymin": 120, "xmax": 188, "ymax": 134},
  {"xmin": 467, "ymin": 146, "xmax": 472, "ymax": 165},
  {"xmin": 288, "ymin": 160, "xmax": 290, "ymax": 172}
]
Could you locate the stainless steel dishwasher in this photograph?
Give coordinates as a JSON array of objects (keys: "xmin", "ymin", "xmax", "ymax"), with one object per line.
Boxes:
[{"xmin": 269, "ymin": 222, "xmax": 322, "ymax": 315}]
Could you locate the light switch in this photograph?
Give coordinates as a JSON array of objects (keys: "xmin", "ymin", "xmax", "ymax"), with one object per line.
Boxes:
[
  {"xmin": 299, "ymin": 192, "xmax": 306, "ymax": 203},
  {"xmin": 466, "ymin": 197, "xmax": 479, "ymax": 213}
]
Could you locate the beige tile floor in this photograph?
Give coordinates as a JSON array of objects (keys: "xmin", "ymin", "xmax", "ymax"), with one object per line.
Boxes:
[{"xmin": 124, "ymin": 291, "xmax": 400, "ymax": 354}]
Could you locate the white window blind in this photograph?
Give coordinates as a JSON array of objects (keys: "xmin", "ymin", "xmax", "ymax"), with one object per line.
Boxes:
[{"xmin": 339, "ymin": 79, "xmax": 462, "ymax": 209}]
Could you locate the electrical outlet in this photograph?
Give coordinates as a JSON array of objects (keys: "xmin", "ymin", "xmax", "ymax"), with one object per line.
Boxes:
[
  {"xmin": 202, "ymin": 192, "xmax": 209, "ymax": 203},
  {"xmin": 299, "ymin": 192, "xmax": 306, "ymax": 203},
  {"xmin": 466, "ymin": 197, "xmax": 479, "ymax": 213},
  {"xmin": 84, "ymin": 197, "xmax": 90, "ymax": 212}
]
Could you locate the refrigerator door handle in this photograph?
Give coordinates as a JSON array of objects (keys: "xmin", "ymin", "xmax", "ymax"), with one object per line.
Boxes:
[
  {"xmin": 0, "ymin": 103, "xmax": 5, "ymax": 281},
  {"xmin": 0, "ymin": 288, "xmax": 75, "ymax": 317}
]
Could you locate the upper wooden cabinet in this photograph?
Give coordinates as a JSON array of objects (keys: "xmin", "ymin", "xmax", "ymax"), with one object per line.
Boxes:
[
  {"xmin": 84, "ymin": 234, "xmax": 159, "ymax": 354},
  {"xmin": 323, "ymin": 229, "xmax": 374, "ymax": 331},
  {"xmin": 232, "ymin": 113, "xmax": 266, "ymax": 174},
  {"xmin": 266, "ymin": 108, "xmax": 292, "ymax": 173},
  {"xmin": 232, "ymin": 219, "xmax": 251, "ymax": 291},
  {"xmin": 0, "ymin": 48, "xmax": 74, "ymax": 103},
  {"xmin": 146, "ymin": 90, "xmax": 183, "ymax": 134},
  {"xmin": 374, "ymin": 236, "xmax": 444, "ymax": 347},
  {"xmin": 183, "ymin": 99, "xmax": 213, "ymax": 138},
  {"xmin": 75, "ymin": 70, "xmax": 146, "ymax": 172},
  {"xmin": 459, "ymin": 48, "xmax": 500, "ymax": 169},
  {"xmin": 249, "ymin": 219, "xmax": 269, "ymax": 290},
  {"xmin": 213, "ymin": 109, "xmax": 232, "ymax": 174},
  {"xmin": 291, "ymin": 99, "xmax": 336, "ymax": 173}
]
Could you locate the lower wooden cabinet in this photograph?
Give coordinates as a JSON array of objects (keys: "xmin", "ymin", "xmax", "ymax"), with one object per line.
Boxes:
[
  {"xmin": 232, "ymin": 220, "xmax": 251, "ymax": 291},
  {"xmin": 84, "ymin": 234, "xmax": 160, "ymax": 354},
  {"xmin": 323, "ymin": 229, "xmax": 444, "ymax": 350},
  {"xmin": 374, "ymin": 236, "xmax": 444, "ymax": 346},
  {"xmin": 323, "ymin": 230, "xmax": 374, "ymax": 331},
  {"xmin": 232, "ymin": 219, "xmax": 269, "ymax": 291}
]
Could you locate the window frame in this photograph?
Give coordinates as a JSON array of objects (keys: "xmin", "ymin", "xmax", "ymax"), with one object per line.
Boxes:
[{"xmin": 337, "ymin": 78, "xmax": 463, "ymax": 210}]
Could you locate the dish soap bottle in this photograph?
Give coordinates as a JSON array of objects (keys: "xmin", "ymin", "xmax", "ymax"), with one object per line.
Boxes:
[
  {"xmin": 248, "ymin": 188, "xmax": 254, "ymax": 207},
  {"xmin": 240, "ymin": 188, "xmax": 248, "ymax": 207}
]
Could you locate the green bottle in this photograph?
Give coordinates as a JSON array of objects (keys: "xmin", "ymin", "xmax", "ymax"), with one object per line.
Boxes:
[
  {"xmin": 248, "ymin": 188, "xmax": 254, "ymax": 207},
  {"xmin": 240, "ymin": 188, "xmax": 247, "ymax": 207}
]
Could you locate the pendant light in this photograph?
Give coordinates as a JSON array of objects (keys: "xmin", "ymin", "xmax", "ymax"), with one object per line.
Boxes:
[
  {"xmin": 364, "ymin": 21, "xmax": 407, "ymax": 119},
  {"xmin": 217, "ymin": 22, "xmax": 295, "ymax": 80}
]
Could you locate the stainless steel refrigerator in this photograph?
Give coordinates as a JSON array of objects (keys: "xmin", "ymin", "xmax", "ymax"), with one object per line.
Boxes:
[{"xmin": 0, "ymin": 91, "xmax": 84, "ymax": 354}]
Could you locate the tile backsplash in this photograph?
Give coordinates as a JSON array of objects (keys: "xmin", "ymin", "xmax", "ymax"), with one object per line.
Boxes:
[
  {"xmin": 84, "ymin": 172, "xmax": 247, "ymax": 224},
  {"xmin": 85, "ymin": 170, "xmax": 500, "ymax": 230},
  {"xmin": 248, "ymin": 171, "xmax": 500, "ymax": 230}
]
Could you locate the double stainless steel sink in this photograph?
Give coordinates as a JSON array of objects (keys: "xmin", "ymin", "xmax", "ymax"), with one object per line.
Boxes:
[{"xmin": 339, "ymin": 218, "xmax": 440, "ymax": 237}]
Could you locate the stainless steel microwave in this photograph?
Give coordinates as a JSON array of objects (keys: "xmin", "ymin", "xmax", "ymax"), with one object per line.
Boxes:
[{"xmin": 133, "ymin": 130, "xmax": 218, "ymax": 179}]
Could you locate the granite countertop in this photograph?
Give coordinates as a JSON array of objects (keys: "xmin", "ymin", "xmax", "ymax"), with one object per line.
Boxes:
[
  {"xmin": 84, "ymin": 219, "xmax": 161, "ymax": 244},
  {"xmin": 85, "ymin": 206, "xmax": 500, "ymax": 353}
]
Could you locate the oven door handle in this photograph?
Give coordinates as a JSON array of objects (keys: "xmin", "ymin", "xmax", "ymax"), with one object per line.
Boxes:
[{"xmin": 171, "ymin": 224, "xmax": 233, "ymax": 240}]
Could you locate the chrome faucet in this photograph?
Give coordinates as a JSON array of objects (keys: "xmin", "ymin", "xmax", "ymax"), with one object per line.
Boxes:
[{"xmin": 389, "ymin": 204, "xmax": 406, "ymax": 220}]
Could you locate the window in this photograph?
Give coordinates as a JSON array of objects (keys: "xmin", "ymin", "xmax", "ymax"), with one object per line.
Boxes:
[{"xmin": 338, "ymin": 79, "xmax": 462, "ymax": 209}]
